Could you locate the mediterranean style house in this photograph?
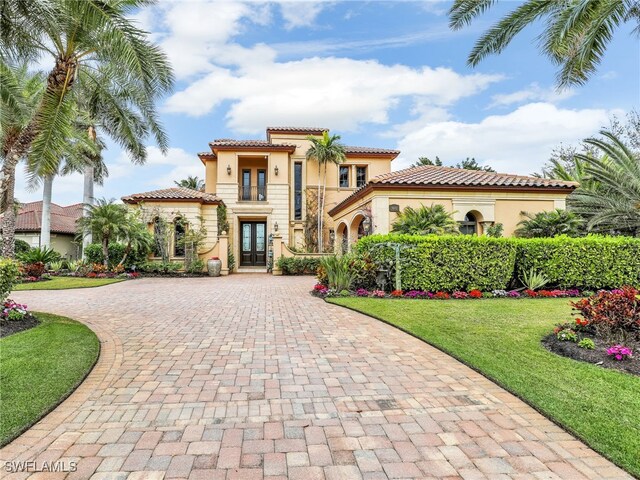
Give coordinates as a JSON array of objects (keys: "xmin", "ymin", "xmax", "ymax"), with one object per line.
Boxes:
[
  {"xmin": 0, "ymin": 201, "xmax": 82, "ymax": 259},
  {"xmin": 122, "ymin": 127, "xmax": 576, "ymax": 274}
]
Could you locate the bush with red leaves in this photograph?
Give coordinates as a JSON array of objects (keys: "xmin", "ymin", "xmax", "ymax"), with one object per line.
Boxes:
[
  {"xmin": 22, "ymin": 262, "xmax": 45, "ymax": 279},
  {"xmin": 571, "ymin": 286, "xmax": 640, "ymax": 340}
]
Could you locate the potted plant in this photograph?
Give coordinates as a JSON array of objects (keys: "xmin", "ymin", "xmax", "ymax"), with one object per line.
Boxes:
[{"xmin": 207, "ymin": 256, "xmax": 222, "ymax": 277}]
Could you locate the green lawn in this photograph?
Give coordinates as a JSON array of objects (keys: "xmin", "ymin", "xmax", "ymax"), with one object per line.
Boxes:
[
  {"xmin": 0, "ymin": 313, "xmax": 100, "ymax": 446},
  {"xmin": 328, "ymin": 297, "xmax": 640, "ymax": 477},
  {"xmin": 13, "ymin": 276, "xmax": 123, "ymax": 291}
]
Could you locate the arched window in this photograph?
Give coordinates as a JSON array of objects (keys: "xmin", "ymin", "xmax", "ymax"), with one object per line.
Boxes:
[
  {"xmin": 460, "ymin": 212, "xmax": 477, "ymax": 235},
  {"xmin": 174, "ymin": 217, "xmax": 186, "ymax": 257}
]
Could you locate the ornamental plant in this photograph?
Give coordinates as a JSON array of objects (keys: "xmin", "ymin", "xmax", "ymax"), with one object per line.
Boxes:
[
  {"xmin": 1, "ymin": 300, "xmax": 28, "ymax": 321},
  {"xmin": 0, "ymin": 259, "xmax": 20, "ymax": 303},
  {"xmin": 606, "ymin": 345, "xmax": 633, "ymax": 361},
  {"xmin": 372, "ymin": 290, "xmax": 386, "ymax": 298},
  {"xmin": 578, "ymin": 338, "xmax": 595, "ymax": 350},
  {"xmin": 557, "ymin": 328, "xmax": 578, "ymax": 342},
  {"xmin": 355, "ymin": 288, "xmax": 369, "ymax": 297},
  {"xmin": 390, "ymin": 289, "xmax": 403, "ymax": 297},
  {"xmin": 571, "ymin": 286, "xmax": 640, "ymax": 341},
  {"xmin": 469, "ymin": 289, "xmax": 483, "ymax": 298},
  {"xmin": 453, "ymin": 291, "xmax": 468, "ymax": 299}
]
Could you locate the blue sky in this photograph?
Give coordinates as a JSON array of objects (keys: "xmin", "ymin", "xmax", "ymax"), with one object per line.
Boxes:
[{"xmin": 17, "ymin": 0, "xmax": 640, "ymax": 206}]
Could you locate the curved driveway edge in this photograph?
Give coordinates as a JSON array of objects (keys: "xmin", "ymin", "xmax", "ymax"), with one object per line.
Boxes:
[{"xmin": 0, "ymin": 276, "xmax": 631, "ymax": 479}]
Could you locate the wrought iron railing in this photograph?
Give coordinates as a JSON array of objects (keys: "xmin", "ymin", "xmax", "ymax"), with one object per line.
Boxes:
[{"xmin": 239, "ymin": 185, "xmax": 267, "ymax": 201}]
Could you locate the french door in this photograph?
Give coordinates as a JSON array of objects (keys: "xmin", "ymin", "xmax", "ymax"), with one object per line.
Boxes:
[{"xmin": 240, "ymin": 221, "xmax": 267, "ymax": 266}]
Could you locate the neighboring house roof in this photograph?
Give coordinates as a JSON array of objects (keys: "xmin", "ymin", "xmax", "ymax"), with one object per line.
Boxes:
[
  {"xmin": 266, "ymin": 126, "xmax": 328, "ymax": 137},
  {"xmin": 121, "ymin": 187, "xmax": 222, "ymax": 205},
  {"xmin": 329, "ymin": 165, "xmax": 578, "ymax": 217},
  {"xmin": 1, "ymin": 201, "xmax": 82, "ymax": 235}
]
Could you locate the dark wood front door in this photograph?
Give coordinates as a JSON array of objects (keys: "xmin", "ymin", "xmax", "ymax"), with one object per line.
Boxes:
[{"xmin": 240, "ymin": 221, "xmax": 267, "ymax": 267}]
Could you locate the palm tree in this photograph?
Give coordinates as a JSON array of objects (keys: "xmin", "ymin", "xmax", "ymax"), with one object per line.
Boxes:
[
  {"xmin": 118, "ymin": 216, "xmax": 153, "ymax": 267},
  {"xmin": 174, "ymin": 176, "xmax": 205, "ymax": 191},
  {"xmin": 449, "ymin": 0, "xmax": 640, "ymax": 87},
  {"xmin": 392, "ymin": 204, "xmax": 460, "ymax": 235},
  {"xmin": 76, "ymin": 198, "xmax": 128, "ymax": 267},
  {"xmin": 570, "ymin": 131, "xmax": 640, "ymax": 235},
  {"xmin": 305, "ymin": 131, "xmax": 346, "ymax": 252},
  {"xmin": 0, "ymin": 0, "xmax": 173, "ymax": 257},
  {"xmin": 0, "ymin": 63, "xmax": 45, "ymax": 254},
  {"xmin": 514, "ymin": 209, "xmax": 584, "ymax": 238}
]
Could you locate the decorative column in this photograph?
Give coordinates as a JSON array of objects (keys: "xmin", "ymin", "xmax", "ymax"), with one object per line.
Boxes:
[
  {"xmin": 271, "ymin": 233, "xmax": 283, "ymax": 276},
  {"xmin": 219, "ymin": 233, "xmax": 229, "ymax": 276}
]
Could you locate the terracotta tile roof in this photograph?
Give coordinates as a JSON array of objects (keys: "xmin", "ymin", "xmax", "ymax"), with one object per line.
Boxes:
[
  {"xmin": 370, "ymin": 165, "xmax": 577, "ymax": 188},
  {"xmin": 344, "ymin": 145, "xmax": 400, "ymax": 157},
  {"xmin": 329, "ymin": 165, "xmax": 577, "ymax": 217},
  {"xmin": 121, "ymin": 187, "xmax": 222, "ymax": 205},
  {"xmin": 1, "ymin": 201, "xmax": 82, "ymax": 234},
  {"xmin": 266, "ymin": 127, "xmax": 328, "ymax": 134},
  {"xmin": 210, "ymin": 139, "xmax": 297, "ymax": 149}
]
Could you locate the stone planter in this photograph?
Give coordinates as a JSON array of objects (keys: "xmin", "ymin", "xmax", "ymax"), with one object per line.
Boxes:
[{"xmin": 207, "ymin": 258, "xmax": 222, "ymax": 277}]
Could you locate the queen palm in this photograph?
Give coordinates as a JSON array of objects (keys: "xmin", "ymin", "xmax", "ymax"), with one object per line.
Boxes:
[
  {"xmin": 0, "ymin": 0, "xmax": 173, "ymax": 257},
  {"xmin": 306, "ymin": 132, "xmax": 346, "ymax": 252},
  {"xmin": 392, "ymin": 204, "xmax": 460, "ymax": 236},
  {"xmin": 449, "ymin": 0, "xmax": 640, "ymax": 87},
  {"xmin": 175, "ymin": 176, "xmax": 205, "ymax": 191},
  {"xmin": 570, "ymin": 131, "xmax": 640, "ymax": 235}
]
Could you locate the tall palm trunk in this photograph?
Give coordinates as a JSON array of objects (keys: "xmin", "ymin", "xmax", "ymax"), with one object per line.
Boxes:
[
  {"xmin": 40, "ymin": 174, "xmax": 54, "ymax": 248},
  {"xmin": 319, "ymin": 162, "xmax": 329, "ymax": 253},
  {"xmin": 82, "ymin": 164, "xmax": 94, "ymax": 255},
  {"xmin": 0, "ymin": 158, "xmax": 19, "ymax": 257},
  {"xmin": 102, "ymin": 236, "xmax": 109, "ymax": 267},
  {"xmin": 316, "ymin": 161, "xmax": 322, "ymax": 252},
  {"xmin": 82, "ymin": 125, "xmax": 97, "ymax": 258}
]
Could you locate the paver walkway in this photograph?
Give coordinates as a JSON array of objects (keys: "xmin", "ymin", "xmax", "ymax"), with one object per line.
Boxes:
[{"xmin": 1, "ymin": 276, "xmax": 631, "ymax": 479}]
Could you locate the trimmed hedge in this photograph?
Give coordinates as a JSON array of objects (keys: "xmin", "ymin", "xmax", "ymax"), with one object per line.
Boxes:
[
  {"xmin": 277, "ymin": 256, "xmax": 321, "ymax": 275},
  {"xmin": 516, "ymin": 235, "xmax": 640, "ymax": 289},
  {"xmin": 354, "ymin": 234, "xmax": 640, "ymax": 291},
  {"xmin": 355, "ymin": 234, "xmax": 517, "ymax": 292},
  {"xmin": 0, "ymin": 259, "xmax": 20, "ymax": 302}
]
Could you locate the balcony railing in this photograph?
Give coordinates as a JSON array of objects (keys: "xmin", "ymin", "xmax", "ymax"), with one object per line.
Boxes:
[{"xmin": 239, "ymin": 185, "xmax": 267, "ymax": 202}]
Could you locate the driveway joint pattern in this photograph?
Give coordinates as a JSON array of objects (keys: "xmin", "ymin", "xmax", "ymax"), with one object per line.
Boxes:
[{"xmin": 1, "ymin": 276, "xmax": 630, "ymax": 479}]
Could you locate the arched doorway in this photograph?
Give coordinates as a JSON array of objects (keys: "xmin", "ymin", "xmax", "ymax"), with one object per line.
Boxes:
[
  {"xmin": 460, "ymin": 212, "xmax": 477, "ymax": 235},
  {"xmin": 336, "ymin": 222, "xmax": 348, "ymax": 254}
]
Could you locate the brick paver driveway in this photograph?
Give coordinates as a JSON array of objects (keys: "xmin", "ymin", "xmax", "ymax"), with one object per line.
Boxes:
[{"xmin": 1, "ymin": 276, "xmax": 630, "ymax": 479}]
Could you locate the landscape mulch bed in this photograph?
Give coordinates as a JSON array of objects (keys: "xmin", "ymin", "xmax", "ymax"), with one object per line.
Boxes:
[
  {"xmin": 0, "ymin": 314, "xmax": 40, "ymax": 339},
  {"xmin": 543, "ymin": 334, "xmax": 639, "ymax": 376}
]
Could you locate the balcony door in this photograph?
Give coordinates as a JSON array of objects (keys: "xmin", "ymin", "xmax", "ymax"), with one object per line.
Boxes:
[{"xmin": 240, "ymin": 221, "xmax": 267, "ymax": 267}]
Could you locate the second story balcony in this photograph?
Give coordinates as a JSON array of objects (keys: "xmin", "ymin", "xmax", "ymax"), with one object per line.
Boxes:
[{"xmin": 239, "ymin": 185, "xmax": 267, "ymax": 202}]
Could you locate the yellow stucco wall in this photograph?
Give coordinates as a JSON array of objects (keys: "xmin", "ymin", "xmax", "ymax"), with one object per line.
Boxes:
[{"xmin": 15, "ymin": 233, "xmax": 80, "ymax": 259}]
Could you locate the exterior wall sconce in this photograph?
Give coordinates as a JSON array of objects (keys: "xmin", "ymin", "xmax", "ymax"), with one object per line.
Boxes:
[
  {"xmin": 226, "ymin": 164, "xmax": 231, "ymax": 175},
  {"xmin": 362, "ymin": 216, "xmax": 372, "ymax": 235},
  {"xmin": 274, "ymin": 165, "xmax": 279, "ymax": 176},
  {"xmin": 274, "ymin": 221, "xmax": 279, "ymax": 232}
]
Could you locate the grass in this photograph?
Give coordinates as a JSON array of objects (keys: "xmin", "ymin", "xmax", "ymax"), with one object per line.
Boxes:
[
  {"xmin": 0, "ymin": 313, "xmax": 100, "ymax": 446},
  {"xmin": 13, "ymin": 276, "xmax": 123, "ymax": 291},
  {"xmin": 328, "ymin": 297, "xmax": 640, "ymax": 477}
]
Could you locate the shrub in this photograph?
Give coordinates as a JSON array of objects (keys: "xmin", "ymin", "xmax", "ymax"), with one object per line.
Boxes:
[
  {"xmin": 0, "ymin": 259, "xmax": 20, "ymax": 303},
  {"xmin": 519, "ymin": 268, "xmax": 549, "ymax": 290},
  {"xmin": 1, "ymin": 300, "xmax": 28, "ymax": 321},
  {"xmin": 14, "ymin": 239, "xmax": 30, "ymax": 255},
  {"xmin": 355, "ymin": 234, "xmax": 517, "ymax": 292},
  {"xmin": 139, "ymin": 261, "xmax": 183, "ymax": 274},
  {"xmin": 22, "ymin": 262, "xmax": 45, "ymax": 278},
  {"xmin": 485, "ymin": 223, "xmax": 503, "ymax": 238},
  {"xmin": 17, "ymin": 246, "xmax": 60, "ymax": 265},
  {"xmin": 186, "ymin": 259, "xmax": 205, "ymax": 274},
  {"xmin": 571, "ymin": 287, "xmax": 640, "ymax": 341},
  {"xmin": 320, "ymin": 255, "xmax": 356, "ymax": 291},
  {"xmin": 84, "ymin": 242, "xmax": 147, "ymax": 269},
  {"xmin": 277, "ymin": 256, "xmax": 321, "ymax": 275},
  {"xmin": 578, "ymin": 338, "xmax": 595, "ymax": 350},
  {"xmin": 516, "ymin": 235, "xmax": 640, "ymax": 289}
]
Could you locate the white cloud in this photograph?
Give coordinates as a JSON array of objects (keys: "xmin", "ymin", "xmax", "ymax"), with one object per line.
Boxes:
[
  {"xmin": 489, "ymin": 83, "xmax": 576, "ymax": 108},
  {"xmin": 395, "ymin": 103, "xmax": 618, "ymax": 174},
  {"xmin": 165, "ymin": 57, "xmax": 502, "ymax": 133},
  {"xmin": 278, "ymin": 1, "xmax": 328, "ymax": 29}
]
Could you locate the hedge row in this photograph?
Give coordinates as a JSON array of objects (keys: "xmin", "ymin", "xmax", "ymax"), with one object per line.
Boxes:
[
  {"xmin": 355, "ymin": 234, "xmax": 517, "ymax": 292},
  {"xmin": 354, "ymin": 234, "xmax": 640, "ymax": 291},
  {"xmin": 515, "ymin": 236, "xmax": 640, "ymax": 289},
  {"xmin": 277, "ymin": 256, "xmax": 321, "ymax": 275}
]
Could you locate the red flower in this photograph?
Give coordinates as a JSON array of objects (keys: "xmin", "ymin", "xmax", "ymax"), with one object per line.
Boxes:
[
  {"xmin": 469, "ymin": 289, "xmax": 482, "ymax": 298},
  {"xmin": 391, "ymin": 290, "xmax": 403, "ymax": 297}
]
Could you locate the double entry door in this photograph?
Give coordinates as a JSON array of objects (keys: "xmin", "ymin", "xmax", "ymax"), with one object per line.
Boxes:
[{"xmin": 240, "ymin": 221, "xmax": 267, "ymax": 267}]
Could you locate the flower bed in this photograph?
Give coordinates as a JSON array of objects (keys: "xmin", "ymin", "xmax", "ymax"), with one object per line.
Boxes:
[
  {"xmin": 311, "ymin": 284, "xmax": 584, "ymax": 300},
  {"xmin": 0, "ymin": 300, "xmax": 38, "ymax": 338},
  {"xmin": 542, "ymin": 286, "xmax": 639, "ymax": 376}
]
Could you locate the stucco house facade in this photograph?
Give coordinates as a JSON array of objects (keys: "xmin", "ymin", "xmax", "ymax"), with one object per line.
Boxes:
[
  {"xmin": 0, "ymin": 201, "xmax": 82, "ymax": 259},
  {"xmin": 122, "ymin": 127, "xmax": 576, "ymax": 273}
]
